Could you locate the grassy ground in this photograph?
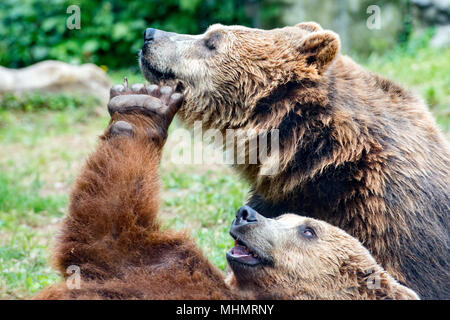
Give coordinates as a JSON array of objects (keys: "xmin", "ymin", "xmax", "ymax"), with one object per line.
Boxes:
[
  {"xmin": 362, "ymin": 46, "xmax": 450, "ymax": 133},
  {"xmin": 0, "ymin": 45, "xmax": 449, "ymax": 299}
]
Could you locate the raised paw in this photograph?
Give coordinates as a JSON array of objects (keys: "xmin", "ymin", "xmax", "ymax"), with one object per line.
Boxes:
[{"xmin": 108, "ymin": 83, "xmax": 183, "ymax": 127}]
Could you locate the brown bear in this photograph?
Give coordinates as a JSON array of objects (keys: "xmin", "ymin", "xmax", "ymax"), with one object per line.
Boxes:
[
  {"xmin": 139, "ymin": 22, "xmax": 450, "ymax": 299},
  {"xmin": 35, "ymin": 85, "xmax": 418, "ymax": 300}
]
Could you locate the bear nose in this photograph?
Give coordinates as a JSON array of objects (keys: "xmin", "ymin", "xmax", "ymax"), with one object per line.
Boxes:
[
  {"xmin": 234, "ymin": 205, "xmax": 258, "ymax": 226},
  {"xmin": 144, "ymin": 28, "xmax": 156, "ymax": 43}
]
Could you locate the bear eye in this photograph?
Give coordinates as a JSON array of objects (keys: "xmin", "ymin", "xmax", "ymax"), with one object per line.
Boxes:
[
  {"xmin": 204, "ymin": 33, "xmax": 220, "ymax": 51},
  {"xmin": 299, "ymin": 226, "xmax": 316, "ymax": 239},
  {"xmin": 204, "ymin": 38, "xmax": 216, "ymax": 50}
]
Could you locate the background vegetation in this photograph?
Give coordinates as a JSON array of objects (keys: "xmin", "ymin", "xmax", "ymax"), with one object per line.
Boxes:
[
  {"xmin": 0, "ymin": 0, "xmax": 420, "ymax": 68},
  {"xmin": 0, "ymin": 0, "xmax": 448, "ymax": 299},
  {"xmin": 0, "ymin": 0, "xmax": 283, "ymax": 69}
]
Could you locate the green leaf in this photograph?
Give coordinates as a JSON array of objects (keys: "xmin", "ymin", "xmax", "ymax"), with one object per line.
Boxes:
[
  {"xmin": 82, "ymin": 39, "xmax": 99, "ymax": 53},
  {"xmin": 180, "ymin": 0, "xmax": 202, "ymax": 12},
  {"xmin": 112, "ymin": 22, "xmax": 130, "ymax": 41}
]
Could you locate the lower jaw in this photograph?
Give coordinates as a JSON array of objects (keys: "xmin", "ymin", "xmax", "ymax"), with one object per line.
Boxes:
[
  {"xmin": 227, "ymin": 261, "xmax": 264, "ymax": 287},
  {"xmin": 226, "ymin": 252, "xmax": 262, "ymax": 268},
  {"xmin": 139, "ymin": 57, "xmax": 177, "ymax": 85}
]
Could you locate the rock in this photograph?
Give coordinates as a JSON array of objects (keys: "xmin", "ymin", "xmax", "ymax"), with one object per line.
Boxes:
[
  {"xmin": 0, "ymin": 60, "xmax": 111, "ymax": 104},
  {"xmin": 430, "ymin": 24, "xmax": 450, "ymax": 47}
]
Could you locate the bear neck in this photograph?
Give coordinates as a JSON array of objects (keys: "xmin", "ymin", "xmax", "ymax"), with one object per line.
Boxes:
[{"xmin": 237, "ymin": 58, "xmax": 383, "ymax": 199}]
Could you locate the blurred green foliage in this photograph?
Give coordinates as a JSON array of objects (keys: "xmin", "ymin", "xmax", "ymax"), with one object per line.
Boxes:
[
  {"xmin": 0, "ymin": 0, "xmax": 427, "ymax": 69},
  {"xmin": 0, "ymin": 0, "xmax": 282, "ymax": 69},
  {"xmin": 363, "ymin": 31, "xmax": 450, "ymax": 132}
]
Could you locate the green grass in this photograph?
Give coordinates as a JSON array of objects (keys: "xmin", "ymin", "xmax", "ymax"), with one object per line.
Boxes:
[
  {"xmin": 160, "ymin": 169, "xmax": 248, "ymax": 270},
  {"xmin": 0, "ymin": 92, "xmax": 99, "ymax": 113},
  {"xmin": 0, "ymin": 104, "xmax": 106, "ymax": 298},
  {"xmin": 108, "ymin": 68, "xmax": 146, "ymax": 85},
  {"xmin": 0, "ymin": 171, "xmax": 66, "ymax": 298},
  {"xmin": 0, "ymin": 94, "xmax": 247, "ymax": 298},
  {"xmin": 362, "ymin": 43, "xmax": 450, "ymax": 134},
  {"xmin": 0, "ymin": 43, "xmax": 449, "ymax": 299}
]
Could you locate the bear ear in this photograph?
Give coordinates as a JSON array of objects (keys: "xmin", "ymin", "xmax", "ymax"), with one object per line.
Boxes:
[
  {"xmin": 297, "ymin": 31, "xmax": 340, "ymax": 74},
  {"xmin": 295, "ymin": 22, "xmax": 323, "ymax": 32}
]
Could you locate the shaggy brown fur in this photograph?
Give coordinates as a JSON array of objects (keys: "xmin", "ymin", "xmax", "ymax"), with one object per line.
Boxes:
[
  {"xmin": 139, "ymin": 22, "xmax": 450, "ymax": 299},
  {"xmin": 35, "ymin": 86, "xmax": 418, "ymax": 300}
]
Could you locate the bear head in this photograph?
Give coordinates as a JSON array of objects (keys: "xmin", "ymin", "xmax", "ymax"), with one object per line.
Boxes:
[
  {"xmin": 225, "ymin": 206, "xmax": 419, "ymax": 300},
  {"xmin": 139, "ymin": 22, "xmax": 339, "ymax": 130}
]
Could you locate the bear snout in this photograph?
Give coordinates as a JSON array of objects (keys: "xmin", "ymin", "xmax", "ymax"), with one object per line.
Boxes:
[{"xmin": 144, "ymin": 28, "xmax": 156, "ymax": 43}]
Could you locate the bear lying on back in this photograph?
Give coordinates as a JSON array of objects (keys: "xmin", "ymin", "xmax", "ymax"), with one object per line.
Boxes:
[
  {"xmin": 139, "ymin": 22, "xmax": 450, "ymax": 299},
  {"xmin": 35, "ymin": 85, "xmax": 418, "ymax": 300}
]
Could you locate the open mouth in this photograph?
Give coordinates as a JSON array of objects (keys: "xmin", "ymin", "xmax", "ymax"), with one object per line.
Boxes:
[{"xmin": 226, "ymin": 234, "xmax": 262, "ymax": 267}]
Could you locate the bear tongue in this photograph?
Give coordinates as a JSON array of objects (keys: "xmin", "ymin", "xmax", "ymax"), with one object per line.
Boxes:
[
  {"xmin": 230, "ymin": 244, "xmax": 251, "ymax": 257},
  {"xmin": 228, "ymin": 243, "xmax": 261, "ymax": 265}
]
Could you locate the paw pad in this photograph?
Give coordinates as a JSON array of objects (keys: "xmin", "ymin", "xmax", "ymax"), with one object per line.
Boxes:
[{"xmin": 109, "ymin": 121, "xmax": 133, "ymax": 137}]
